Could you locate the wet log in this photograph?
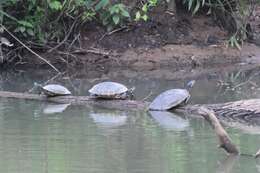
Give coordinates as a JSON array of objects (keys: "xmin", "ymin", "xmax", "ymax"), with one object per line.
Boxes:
[
  {"xmin": 0, "ymin": 91, "xmax": 149, "ymax": 110},
  {"xmin": 206, "ymin": 99, "xmax": 260, "ymax": 125},
  {"xmin": 1, "ymin": 91, "xmax": 260, "ymax": 117},
  {"xmin": 198, "ymin": 107, "xmax": 239, "ymax": 154},
  {"xmin": 255, "ymin": 149, "xmax": 260, "ymax": 158},
  {"xmin": 180, "ymin": 99, "xmax": 260, "ymax": 126}
]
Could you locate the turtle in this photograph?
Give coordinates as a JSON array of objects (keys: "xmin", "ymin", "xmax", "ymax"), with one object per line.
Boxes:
[
  {"xmin": 34, "ymin": 83, "xmax": 71, "ymax": 97},
  {"xmin": 88, "ymin": 81, "xmax": 134, "ymax": 99},
  {"xmin": 149, "ymin": 80, "xmax": 195, "ymax": 111}
]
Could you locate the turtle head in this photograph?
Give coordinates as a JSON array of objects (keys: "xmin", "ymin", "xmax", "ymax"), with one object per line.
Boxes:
[
  {"xmin": 186, "ymin": 80, "xmax": 196, "ymax": 90},
  {"xmin": 33, "ymin": 82, "xmax": 43, "ymax": 94},
  {"xmin": 129, "ymin": 86, "xmax": 136, "ymax": 93},
  {"xmin": 128, "ymin": 86, "xmax": 136, "ymax": 100},
  {"xmin": 34, "ymin": 82, "xmax": 42, "ymax": 88}
]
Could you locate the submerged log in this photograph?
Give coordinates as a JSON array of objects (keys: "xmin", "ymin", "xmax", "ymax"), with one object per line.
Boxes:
[{"xmin": 198, "ymin": 107, "xmax": 239, "ymax": 154}]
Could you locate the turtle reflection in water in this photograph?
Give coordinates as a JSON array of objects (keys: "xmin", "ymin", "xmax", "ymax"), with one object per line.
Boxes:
[
  {"xmin": 149, "ymin": 111, "xmax": 190, "ymax": 131},
  {"xmin": 89, "ymin": 81, "xmax": 134, "ymax": 99},
  {"xmin": 43, "ymin": 103, "xmax": 70, "ymax": 114},
  {"xmin": 149, "ymin": 80, "xmax": 195, "ymax": 111},
  {"xmin": 90, "ymin": 111, "xmax": 127, "ymax": 127}
]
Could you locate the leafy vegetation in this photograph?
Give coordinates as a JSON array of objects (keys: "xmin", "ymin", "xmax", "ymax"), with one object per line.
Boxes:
[
  {"xmin": 96, "ymin": 2, "xmax": 130, "ymax": 31},
  {"xmin": 182, "ymin": 0, "xmax": 255, "ymax": 49},
  {"xmin": 0, "ymin": 0, "xmax": 256, "ymax": 49},
  {"xmin": 135, "ymin": 0, "xmax": 158, "ymax": 22},
  {"xmin": 0, "ymin": 0, "xmax": 131, "ymax": 43}
]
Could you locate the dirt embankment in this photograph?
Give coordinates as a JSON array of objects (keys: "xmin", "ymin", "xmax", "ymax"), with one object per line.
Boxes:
[
  {"xmin": 80, "ymin": 10, "xmax": 260, "ymax": 70},
  {"xmin": 10, "ymin": 7, "xmax": 260, "ymax": 71}
]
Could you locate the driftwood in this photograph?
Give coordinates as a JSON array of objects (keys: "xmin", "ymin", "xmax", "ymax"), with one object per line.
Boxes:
[{"xmin": 198, "ymin": 107, "xmax": 239, "ymax": 154}]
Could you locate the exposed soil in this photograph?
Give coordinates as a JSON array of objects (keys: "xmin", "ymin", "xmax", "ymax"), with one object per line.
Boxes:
[
  {"xmin": 79, "ymin": 8, "xmax": 260, "ymax": 70},
  {"xmin": 6, "ymin": 5, "xmax": 260, "ymax": 72}
]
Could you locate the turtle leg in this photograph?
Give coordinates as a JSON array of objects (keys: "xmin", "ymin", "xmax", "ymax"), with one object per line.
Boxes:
[
  {"xmin": 89, "ymin": 93, "xmax": 98, "ymax": 99},
  {"xmin": 116, "ymin": 93, "xmax": 127, "ymax": 100},
  {"xmin": 128, "ymin": 92, "xmax": 135, "ymax": 100},
  {"xmin": 119, "ymin": 92, "xmax": 135, "ymax": 100},
  {"xmin": 184, "ymin": 94, "xmax": 191, "ymax": 104},
  {"xmin": 127, "ymin": 87, "xmax": 135, "ymax": 100}
]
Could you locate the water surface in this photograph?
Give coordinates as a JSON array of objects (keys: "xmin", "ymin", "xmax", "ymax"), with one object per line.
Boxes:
[{"xmin": 1, "ymin": 66, "xmax": 260, "ymax": 173}]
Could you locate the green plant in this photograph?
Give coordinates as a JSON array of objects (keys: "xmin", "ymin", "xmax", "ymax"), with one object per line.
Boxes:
[
  {"xmin": 94, "ymin": 1, "xmax": 130, "ymax": 31},
  {"xmin": 182, "ymin": 0, "xmax": 206, "ymax": 15},
  {"xmin": 0, "ymin": 0, "xmax": 60, "ymax": 42},
  {"xmin": 228, "ymin": 33, "xmax": 243, "ymax": 50},
  {"xmin": 102, "ymin": 3, "xmax": 130, "ymax": 30},
  {"xmin": 135, "ymin": 0, "xmax": 158, "ymax": 22},
  {"xmin": 182, "ymin": 0, "xmax": 254, "ymax": 49},
  {"xmin": 0, "ymin": 0, "xmax": 111, "ymax": 43},
  {"xmin": 0, "ymin": 0, "xmax": 254, "ymax": 51}
]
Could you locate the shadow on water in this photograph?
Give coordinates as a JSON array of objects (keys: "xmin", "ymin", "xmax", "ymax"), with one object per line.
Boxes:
[{"xmin": 216, "ymin": 155, "xmax": 239, "ymax": 173}]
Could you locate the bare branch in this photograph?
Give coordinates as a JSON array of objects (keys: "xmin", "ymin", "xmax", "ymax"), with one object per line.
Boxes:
[{"xmin": 0, "ymin": 24, "xmax": 60, "ymax": 73}]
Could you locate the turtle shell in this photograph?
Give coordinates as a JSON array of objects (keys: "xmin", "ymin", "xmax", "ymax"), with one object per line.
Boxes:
[
  {"xmin": 89, "ymin": 82, "xmax": 128, "ymax": 98},
  {"xmin": 42, "ymin": 84, "xmax": 71, "ymax": 96},
  {"xmin": 149, "ymin": 89, "xmax": 190, "ymax": 111}
]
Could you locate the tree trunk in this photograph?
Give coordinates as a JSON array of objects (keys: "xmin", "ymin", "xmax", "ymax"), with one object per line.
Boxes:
[{"xmin": 166, "ymin": 0, "xmax": 176, "ymax": 13}]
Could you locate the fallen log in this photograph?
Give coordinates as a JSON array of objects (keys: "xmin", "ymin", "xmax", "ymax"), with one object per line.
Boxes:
[
  {"xmin": 0, "ymin": 91, "xmax": 149, "ymax": 110},
  {"xmin": 1, "ymin": 91, "xmax": 260, "ymax": 120}
]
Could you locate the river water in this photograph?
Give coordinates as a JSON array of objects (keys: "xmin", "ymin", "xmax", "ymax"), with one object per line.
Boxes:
[{"xmin": 1, "ymin": 66, "xmax": 260, "ymax": 173}]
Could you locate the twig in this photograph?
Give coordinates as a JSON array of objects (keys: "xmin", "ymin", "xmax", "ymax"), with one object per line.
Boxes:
[
  {"xmin": 0, "ymin": 24, "xmax": 60, "ymax": 73},
  {"xmin": 231, "ymin": 80, "xmax": 251, "ymax": 90},
  {"xmin": 249, "ymin": 81, "xmax": 258, "ymax": 87},
  {"xmin": 57, "ymin": 51, "xmax": 77, "ymax": 59},
  {"xmin": 99, "ymin": 26, "xmax": 128, "ymax": 41},
  {"xmin": 142, "ymin": 90, "xmax": 153, "ymax": 101},
  {"xmin": 47, "ymin": 18, "xmax": 78, "ymax": 53},
  {"xmin": 0, "ymin": 44, "xmax": 3, "ymax": 63},
  {"xmin": 72, "ymin": 48, "xmax": 111, "ymax": 56},
  {"xmin": 68, "ymin": 33, "xmax": 80, "ymax": 51}
]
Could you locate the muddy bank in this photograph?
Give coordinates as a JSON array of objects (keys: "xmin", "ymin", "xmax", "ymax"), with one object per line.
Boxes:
[
  {"xmin": 100, "ymin": 43, "xmax": 260, "ymax": 70},
  {"xmin": 20, "ymin": 42, "xmax": 260, "ymax": 72},
  {"xmin": 5, "ymin": 9, "xmax": 260, "ymax": 71}
]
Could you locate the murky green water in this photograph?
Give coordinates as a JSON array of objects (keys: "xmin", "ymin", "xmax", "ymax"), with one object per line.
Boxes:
[{"xmin": 1, "ymin": 66, "xmax": 260, "ymax": 173}]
